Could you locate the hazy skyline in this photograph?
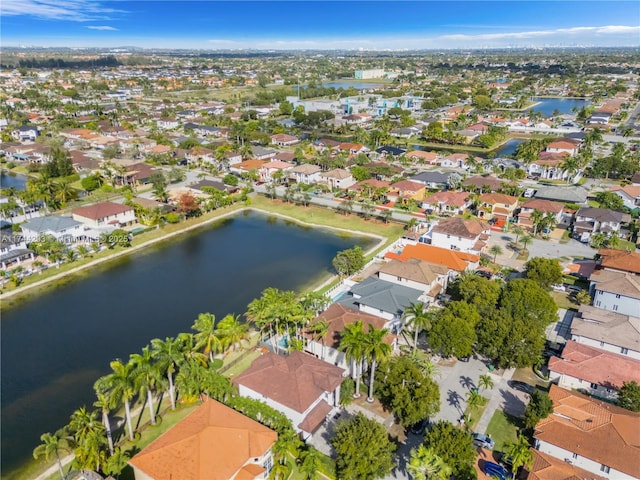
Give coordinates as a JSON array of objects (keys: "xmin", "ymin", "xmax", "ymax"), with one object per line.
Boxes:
[{"xmin": 2, "ymin": 1, "xmax": 639, "ymax": 50}]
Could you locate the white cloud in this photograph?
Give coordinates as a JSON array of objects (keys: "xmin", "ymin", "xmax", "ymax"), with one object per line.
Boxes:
[
  {"xmin": 438, "ymin": 25, "xmax": 640, "ymax": 43},
  {"xmin": 2, "ymin": 0, "xmax": 124, "ymax": 21},
  {"xmin": 87, "ymin": 25, "xmax": 117, "ymax": 31}
]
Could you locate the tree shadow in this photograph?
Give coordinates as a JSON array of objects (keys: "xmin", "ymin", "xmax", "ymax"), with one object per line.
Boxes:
[
  {"xmin": 498, "ymin": 389, "xmax": 528, "ymax": 422},
  {"xmin": 447, "ymin": 389, "xmax": 463, "ymax": 415},
  {"xmin": 460, "ymin": 375, "xmax": 476, "ymax": 390}
]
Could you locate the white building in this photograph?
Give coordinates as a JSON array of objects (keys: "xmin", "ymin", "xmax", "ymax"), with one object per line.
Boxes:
[
  {"xmin": 21, "ymin": 216, "xmax": 85, "ymax": 244},
  {"xmin": 589, "ymin": 269, "xmax": 640, "ymax": 318},
  {"xmin": 430, "ymin": 218, "xmax": 490, "ymax": 255}
]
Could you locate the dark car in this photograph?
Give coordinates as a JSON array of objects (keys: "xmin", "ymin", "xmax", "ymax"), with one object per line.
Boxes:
[
  {"xmin": 484, "ymin": 461, "xmax": 507, "ymax": 480},
  {"xmin": 508, "ymin": 380, "xmax": 534, "ymax": 394},
  {"xmin": 475, "ymin": 270, "xmax": 492, "ymax": 279},
  {"xmin": 409, "ymin": 418, "xmax": 430, "ymax": 435}
]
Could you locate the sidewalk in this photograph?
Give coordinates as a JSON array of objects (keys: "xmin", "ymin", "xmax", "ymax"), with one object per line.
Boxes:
[{"xmin": 475, "ymin": 367, "xmax": 516, "ymax": 434}]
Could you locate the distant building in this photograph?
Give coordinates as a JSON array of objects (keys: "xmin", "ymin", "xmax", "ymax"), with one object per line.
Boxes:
[{"xmin": 354, "ymin": 69, "xmax": 385, "ymax": 79}]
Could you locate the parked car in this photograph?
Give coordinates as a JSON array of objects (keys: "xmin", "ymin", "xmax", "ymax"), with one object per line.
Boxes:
[
  {"xmin": 508, "ymin": 380, "xmax": 534, "ymax": 395},
  {"xmin": 552, "ymin": 284, "xmax": 566, "ymax": 292},
  {"xmin": 473, "ymin": 432, "xmax": 495, "ymax": 450},
  {"xmin": 566, "ymin": 285, "xmax": 583, "ymax": 295},
  {"xmin": 409, "ymin": 418, "xmax": 430, "ymax": 435},
  {"xmin": 484, "ymin": 461, "xmax": 508, "ymax": 480}
]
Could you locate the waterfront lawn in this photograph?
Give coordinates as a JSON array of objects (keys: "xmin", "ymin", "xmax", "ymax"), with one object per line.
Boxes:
[{"xmin": 484, "ymin": 410, "xmax": 521, "ymax": 453}]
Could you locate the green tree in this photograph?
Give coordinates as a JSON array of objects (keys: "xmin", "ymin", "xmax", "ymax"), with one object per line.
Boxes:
[
  {"xmin": 339, "ymin": 320, "xmax": 367, "ymax": 398},
  {"xmin": 299, "ymin": 448, "xmax": 321, "ymax": 480},
  {"xmin": 403, "ymin": 302, "xmax": 433, "ymax": 353},
  {"xmin": 216, "ymin": 313, "xmax": 249, "ymax": 352},
  {"xmin": 332, "ymin": 245, "xmax": 366, "ymax": 277},
  {"xmin": 32, "ymin": 430, "xmax": 70, "ymax": 480},
  {"xmin": 308, "ymin": 319, "xmax": 330, "ymax": 360},
  {"xmin": 505, "ymin": 434, "xmax": 534, "ymax": 477},
  {"xmin": 525, "ymin": 257, "xmax": 563, "ymax": 290},
  {"xmin": 192, "ymin": 312, "xmax": 222, "ymax": 361},
  {"xmin": 524, "ymin": 390, "xmax": 554, "ymax": 429},
  {"xmin": 331, "ymin": 412, "xmax": 395, "ymax": 480},
  {"xmin": 478, "ymin": 374, "xmax": 494, "ymax": 392},
  {"xmin": 376, "ymin": 355, "xmax": 440, "ymax": 427},
  {"xmin": 69, "ymin": 406, "xmax": 106, "ymax": 471},
  {"xmin": 103, "ymin": 447, "xmax": 130, "ymax": 479},
  {"xmin": 363, "ymin": 325, "xmax": 392, "ymax": 402},
  {"xmin": 130, "ymin": 345, "xmax": 163, "ymax": 426},
  {"xmin": 489, "ymin": 244, "xmax": 503, "ymax": 263},
  {"xmin": 618, "ymin": 380, "xmax": 640, "ymax": 412},
  {"xmin": 423, "ymin": 421, "xmax": 477, "ymax": 478},
  {"xmin": 429, "ymin": 302, "xmax": 479, "ymax": 358},
  {"xmin": 407, "ymin": 445, "xmax": 452, "ymax": 480},
  {"xmin": 95, "ymin": 360, "xmax": 136, "ymax": 441},
  {"xmin": 150, "ymin": 336, "xmax": 183, "ymax": 410},
  {"xmin": 595, "ymin": 191, "xmax": 624, "ymax": 211},
  {"xmin": 450, "ymin": 274, "xmax": 500, "ymax": 316},
  {"xmin": 93, "ymin": 393, "xmax": 115, "ymax": 455}
]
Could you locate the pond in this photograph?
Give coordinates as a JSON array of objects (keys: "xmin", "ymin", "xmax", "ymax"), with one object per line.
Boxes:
[
  {"xmin": 493, "ymin": 139, "xmax": 523, "ymax": 157},
  {"xmin": 528, "ymin": 97, "xmax": 590, "ymax": 117},
  {"xmin": 0, "ymin": 210, "xmax": 373, "ymax": 476},
  {"xmin": 0, "ymin": 170, "xmax": 28, "ymax": 191}
]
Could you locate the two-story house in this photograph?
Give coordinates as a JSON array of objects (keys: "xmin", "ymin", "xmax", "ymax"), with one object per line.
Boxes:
[
  {"xmin": 270, "ymin": 133, "xmax": 299, "ymax": 146},
  {"xmin": 21, "ymin": 216, "xmax": 85, "ymax": 244},
  {"xmin": 421, "ymin": 191, "xmax": 471, "ymax": 216},
  {"xmin": 234, "ymin": 352, "xmax": 343, "ymax": 441},
  {"xmin": 610, "ymin": 185, "xmax": 640, "ymax": 211},
  {"xmin": 533, "ymin": 385, "xmax": 640, "ymax": 480},
  {"xmin": 385, "ymin": 243, "xmax": 480, "ymax": 273},
  {"xmin": 72, "ymin": 201, "xmax": 136, "ymax": 229},
  {"xmin": 129, "ymin": 397, "xmax": 277, "ymax": 480},
  {"xmin": 410, "ymin": 171, "xmax": 455, "ymax": 190},
  {"xmin": 517, "ymin": 198, "xmax": 566, "ymax": 231},
  {"xmin": 387, "ymin": 180, "xmax": 427, "ymax": 205},
  {"xmin": 289, "ymin": 163, "xmax": 322, "ymax": 185},
  {"xmin": 574, "ymin": 207, "xmax": 623, "ymax": 237},
  {"xmin": 430, "ymin": 217, "xmax": 490, "ymax": 254},
  {"xmin": 318, "ymin": 169, "xmax": 356, "ymax": 190},
  {"xmin": 478, "ymin": 193, "xmax": 519, "ymax": 223},
  {"xmin": 589, "ymin": 269, "xmax": 640, "ymax": 317},
  {"xmin": 376, "ymin": 258, "xmax": 450, "ymax": 304},
  {"xmin": 259, "ymin": 160, "xmax": 294, "ymax": 184}
]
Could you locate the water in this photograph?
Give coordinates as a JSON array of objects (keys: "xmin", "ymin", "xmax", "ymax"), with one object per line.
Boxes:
[
  {"xmin": 322, "ymin": 81, "xmax": 386, "ymax": 90},
  {"xmin": 528, "ymin": 97, "xmax": 590, "ymax": 117},
  {"xmin": 494, "ymin": 139, "xmax": 522, "ymax": 157},
  {"xmin": 0, "ymin": 210, "xmax": 372, "ymax": 476},
  {"xmin": 0, "ymin": 171, "xmax": 28, "ymax": 191}
]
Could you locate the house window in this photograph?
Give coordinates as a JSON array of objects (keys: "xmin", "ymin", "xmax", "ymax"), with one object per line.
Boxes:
[
  {"xmin": 600, "ymin": 465, "xmax": 610, "ymax": 474},
  {"xmin": 600, "ymin": 341, "xmax": 605, "ymax": 347},
  {"xmin": 595, "ymin": 301, "xmax": 601, "ymax": 307},
  {"xmin": 621, "ymin": 347, "xmax": 629, "ymax": 355},
  {"xmin": 613, "ymin": 305, "xmax": 618, "ymax": 312},
  {"xmin": 572, "ymin": 453, "xmax": 578, "ymax": 460},
  {"xmin": 447, "ymin": 234, "xmax": 451, "ymax": 239},
  {"xmin": 615, "ymin": 294, "xmax": 621, "ymax": 299},
  {"xmin": 263, "ymin": 455, "xmax": 273, "ymax": 473},
  {"xmin": 590, "ymin": 383, "xmax": 598, "ymax": 389}
]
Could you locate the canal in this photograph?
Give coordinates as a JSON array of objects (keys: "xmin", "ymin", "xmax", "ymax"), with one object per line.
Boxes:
[
  {"xmin": 0, "ymin": 210, "xmax": 373, "ymax": 476},
  {"xmin": 528, "ymin": 97, "xmax": 590, "ymax": 117}
]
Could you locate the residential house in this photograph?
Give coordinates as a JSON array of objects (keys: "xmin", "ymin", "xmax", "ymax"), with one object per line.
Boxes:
[
  {"xmin": 574, "ymin": 208, "xmax": 623, "ymax": 236},
  {"xmin": 589, "ymin": 269, "xmax": 640, "ymax": 317},
  {"xmin": 128, "ymin": 397, "xmax": 277, "ymax": 480},
  {"xmin": 270, "ymin": 133, "xmax": 299, "ymax": 146},
  {"xmin": 338, "ymin": 276, "xmax": 425, "ymax": 333},
  {"xmin": 421, "ymin": 191, "xmax": 471, "ymax": 215},
  {"xmin": 21, "ymin": 216, "xmax": 84, "ymax": 244},
  {"xmin": 528, "ymin": 152, "xmax": 572, "ymax": 181},
  {"xmin": 303, "ymin": 303, "xmax": 397, "ymax": 375},
  {"xmin": 72, "ymin": 201, "xmax": 136, "ymax": 229},
  {"xmin": 319, "ymin": 169, "xmax": 355, "ymax": 190},
  {"xmin": 252, "ymin": 146, "xmax": 278, "ymax": 160},
  {"xmin": 410, "ymin": 171, "xmax": 455, "ymax": 190},
  {"xmin": 549, "ymin": 340, "xmax": 640, "ymax": 401},
  {"xmin": 377, "ymin": 258, "xmax": 450, "ymax": 304},
  {"xmin": 610, "ymin": 185, "xmax": 640, "ymax": 211},
  {"xmin": 156, "ymin": 118, "xmax": 179, "ymax": 130},
  {"xmin": 440, "ymin": 153, "xmax": 472, "ymax": 170},
  {"xmin": 404, "ymin": 150, "xmax": 440, "ymax": 166},
  {"xmin": 229, "ymin": 159, "xmax": 266, "ymax": 177},
  {"xmin": 462, "ymin": 175, "xmax": 505, "ymax": 193},
  {"xmin": 347, "ymin": 179, "xmax": 390, "ymax": 199},
  {"xmin": 430, "ymin": 217, "xmax": 490, "ymax": 254},
  {"xmin": 0, "ymin": 231, "xmax": 33, "ymax": 269},
  {"xmin": 528, "ymin": 449, "xmax": 607, "ymax": 480},
  {"xmin": 289, "ymin": 164, "xmax": 322, "ymax": 185},
  {"xmin": 387, "ymin": 180, "xmax": 427, "ymax": 204},
  {"xmin": 70, "ymin": 150, "xmax": 100, "ymax": 173},
  {"xmin": 477, "ymin": 193, "xmax": 518, "ymax": 222},
  {"xmin": 224, "ymin": 150, "xmax": 243, "ymax": 166},
  {"xmin": 390, "ymin": 126, "xmax": 421, "ymax": 139},
  {"xmin": 375, "ymin": 145, "xmax": 406, "ymax": 159},
  {"xmin": 597, "ymin": 249, "xmax": 640, "ymax": 275},
  {"xmin": 571, "ymin": 305, "xmax": 640, "ymax": 360},
  {"xmin": 546, "ymin": 139, "xmax": 580, "ymax": 155},
  {"xmin": 534, "ymin": 185, "xmax": 588, "ymax": 204},
  {"xmin": 12, "ymin": 126, "xmax": 38, "ymax": 142},
  {"xmin": 233, "ymin": 351, "xmax": 343, "ymax": 440},
  {"xmin": 385, "ymin": 243, "xmax": 480, "ymax": 273},
  {"xmin": 259, "ymin": 161, "xmax": 294, "ymax": 184},
  {"xmin": 518, "ymin": 199, "xmax": 566, "ymax": 231},
  {"xmin": 533, "ymin": 385, "xmax": 640, "ymax": 480},
  {"xmin": 337, "ymin": 143, "xmax": 369, "ymax": 155}
]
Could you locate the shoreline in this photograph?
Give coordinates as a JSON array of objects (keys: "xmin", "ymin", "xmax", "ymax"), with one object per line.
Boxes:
[{"xmin": 1, "ymin": 202, "xmax": 388, "ymax": 306}]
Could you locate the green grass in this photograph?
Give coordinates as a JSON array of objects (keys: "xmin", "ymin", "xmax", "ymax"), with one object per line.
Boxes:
[
  {"xmin": 463, "ymin": 396, "xmax": 489, "ymax": 430},
  {"xmin": 549, "ymin": 290, "xmax": 578, "ymax": 310},
  {"xmin": 221, "ymin": 349, "xmax": 262, "ymax": 378},
  {"xmin": 485, "ymin": 410, "xmax": 521, "ymax": 453}
]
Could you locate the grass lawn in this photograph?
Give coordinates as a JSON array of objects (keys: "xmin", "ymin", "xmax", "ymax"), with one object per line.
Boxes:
[
  {"xmin": 463, "ymin": 396, "xmax": 489, "ymax": 430},
  {"xmin": 485, "ymin": 410, "xmax": 521, "ymax": 453},
  {"xmin": 221, "ymin": 349, "xmax": 262, "ymax": 378},
  {"xmin": 549, "ymin": 291, "xmax": 579, "ymax": 310}
]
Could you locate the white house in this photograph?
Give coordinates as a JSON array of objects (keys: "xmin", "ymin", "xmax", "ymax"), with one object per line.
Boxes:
[
  {"xmin": 156, "ymin": 118, "xmax": 179, "ymax": 130},
  {"xmin": 318, "ymin": 168, "xmax": 355, "ymax": 190},
  {"xmin": 430, "ymin": 217, "xmax": 490, "ymax": 254},
  {"xmin": 376, "ymin": 258, "xmax": 450, "ymax": 304},
  {"xmin": 574, "ymin": 207, "xmax": 623, "ymax": 236},
  {"xmin": 259, "ymin": 160, "xmax": 294, "ymax": 183},
  {"xmin": 21, "ymin": 216, "xmax": 85, "ymax": 244},
  {"xmin": 610, "ymin": 185, "xmax": 640, "ymax": 210},
  {"xmin": 72, "ymin": 201, "xmax": 136, "ymax": 229},
  {"xmin": 534, "ymin": 385, "xmax": 640, "ymax": 480},
  {"xmin": 589, "ymin": 269, "xmax": 640, "ymax": 318},
  {"xmin": 289, "ymin": 163, "xmax": 322, "ymax": 185},
  {"xmin": 233, "ymin": 352, "xmax": 343, "ymax": 441}
]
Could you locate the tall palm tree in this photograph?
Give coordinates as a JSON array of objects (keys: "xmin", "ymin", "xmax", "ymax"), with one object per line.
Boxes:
[
  {"xmin": 93, "ymin": 393, "xmax": 115, "ymax": 455},
  {"xmin": 478, "ymin": 374, "xmax": 494, "ymax": 392},
  {"xmin": 530, "ymin": 209, "xmax": 544, "ymax": 236},
  {"xmin": 466, "ymin": 390, "xmax": 483, "ymax": 419},
  {"xmin": 216, "ymin": 313, "xmax": 249, "ymax": 352},
  {"xmin": 103, "ymin": 447, "xmax": 130, "ymax": 480},
  {"xmin": 308, "ymin": 320, "xmax": 329, "ymax": 359},
  {"xmin": 130, "ymin": 345, "xmax": 163, "ymax": 426},
  {"xmin": 32, "ymin": 430, "xmax": 70, "ymax": 480},
  {"xmin": 403, "ymin": 302, "xmax": 432, "ymax": 353},
  {"xmin": 95, "ymin": 359, "xmax": 136, "ymax": 441},
  {"xmin": 299, "ymin": 448, "xmax": 321, "ymax": 480},
  {"xmin": 363, "ymin": 325, "xmax": 392, "ymax": 402},
  {"xmin": 489, "ymin": 244, "xmax": 503, "ymax": 263},
  {"xmin": 150, "ymin": 336, "xmax": 183, "ymax": 410},
  {"xmin": 505, "ymin": 434, "xmax": 534, "ymax": 478},
  {"xmin": 191, "ymin": 312, "xmax": 222, "ymax": 362},
  {"xmin": 511, "ymin": 225, "xmax": 524, "ymax": 245},
  {"xmin": 69, "ymin": 406, "xmax": 106, "ymax": 471},
  {"xmin": 407, "ymin": 445, "xmax": 452, "ymax": 480},
  {"xmin": 338, "ymin": 320, "xmax": 367, "ymax": 398}
]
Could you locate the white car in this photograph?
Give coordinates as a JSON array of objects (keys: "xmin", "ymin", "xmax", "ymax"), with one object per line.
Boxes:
[
  {"xmin": 552, "ymin": 284, "xmax": 566, "ymax": 292},
  {"xmin": 523, "ymin": 188, "xmax": 536, "ymax": 198}
]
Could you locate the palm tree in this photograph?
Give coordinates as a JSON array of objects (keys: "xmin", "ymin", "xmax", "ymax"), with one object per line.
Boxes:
[
  {"xmin": 478, "ymin": 374, "xmax": 494, "ymax": 392},
  {"xmin": 308, "ymin": 320, "xmax": 329, "ymax": 359},
  {"xmin": 95, "ymin": 359, "xmax": 136, "ymax": 441},
  {"xmin": 150, "ymin": 336, "xmax": 183, "ymax": 410},
  {"xmin": 466, "ymin": 389, "xmax": 483, "ymax": 419},
  {"xmin": 489, "ymin": 244, "xmax": 503, "ymax": 263},
  {"xmin": 216, "ymin": 313, "xmax": 249, "ymax": 352},
  {"xmin": 520, "ymin": 234, "xmax": 532, "ymax": 252},
  {"xmin": 103, "ymin": 447, "xmax": 130, "ymax": 480},
  {"xmin": 93, "ymin": 393, "xmax": 115, "ymax": 455},
  {"xmin": 403, "ymin": 302, "xmax": 432, "ymax": 353},
  {"xmin": 69, "ymin": 406, "xmax": 106, "ymax": 471},
  {"xmin": 505, "ymin": 434, "xmax": 534, "ymax": 478},
  {"xmin": 407, "ymin": 445, "xmax": 452, "ymax": 480},
  {"xmin": 338, "ymin": 320, "xmax": 367, "ymax": 398},
  {"xmin": 363, "ymin": 325, "xmax": 392, "ymax": 402},
  {"xmin": 33, "ymin": 430, "xmax": 70, "ymax": 480},
  {"xmin": 130, "ymin": 345, "xmax": 163, "ymax": 426},
  {"xmin": 530, "ymin": 209, "xmax": 544, "ymax": 236},
  {"xmin": 191, "ymin": 312, "xmax": 222, "ymax": 362},
  {"xmin": 299, "ymin": 448, "xmax": 321, "ymax": 480},
  {"xmin": 511, "ymin": 225, "xmax": 524, "ymax": 245}
]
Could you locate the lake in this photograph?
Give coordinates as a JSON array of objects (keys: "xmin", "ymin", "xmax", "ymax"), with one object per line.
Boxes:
[
  {"xmin": 493, "ymin": 138, "xmax": 522, "ymax": 157},
  {"xmin": 528, "ymin": 97, "xmax": 590, "ymax": 117},
  {"xmin": 0, "ymin": 210, "xmax": 373, "ymax": 476},
  {"xmin": 0, "ymin": 171, "xmax": 28, "ymax": 191}
]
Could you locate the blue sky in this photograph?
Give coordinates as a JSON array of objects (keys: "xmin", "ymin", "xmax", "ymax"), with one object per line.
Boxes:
[{"xmin": 2, "ymin": 1, "xmax": 639, "ymax": 49}]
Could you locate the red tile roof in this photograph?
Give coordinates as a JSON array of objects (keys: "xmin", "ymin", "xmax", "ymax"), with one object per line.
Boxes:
[
  {"xmin": 72, "ymin": 201, "xmax": 133, "ymax": 220},
  {"xmin": 385, "ymin": 243, "xmax": 479, "ymax": 272}
]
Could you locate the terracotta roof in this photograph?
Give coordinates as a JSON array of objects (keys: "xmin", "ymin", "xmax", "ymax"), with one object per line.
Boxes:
[
  {"xmin": 405, "ymin": 150, "xmax": 438, "ymax": 161},
  {"xmin": 378, "ymin": 258, "xmax": 448, "ymax": 286},
  {"xmin": 548, "ymin": 140, "xmax": 579, "ymax": 150},
  {"xmin": 528, "ymin": 449, "xmax": 607, "ymax": 480},
  {"xmin": 261, "ymin": 160, "xmax": 294, "ymax": 170},
  {"xmin": 385, "ymin": 243, "xmax": 479, "ymax": 272},
  {"xmin": 233, "ymin": 159, "xmax": 266, "ymax": 171},
  {"xmin": 72, "ymin": 201, "xmax": 133, "ymax": 220},
  {"xmin": 423, "ymin": 191, "xmax": 469, "ymax": 207},
  {"xmin": 128, "ymin": 398, "xmax": 277, "ymax": 480},
  {"xmin": 549, "ymin": 340, "xmax": 640, "ymax": 389},
  {"xmin": 462, "ymin": 175, "xmax": 504, "ymax": 190},
  {"xmin": 480, "ymin": 193, "xmax": 518, "ymax": 206},
  {"xmin": 309, "ymin": 303, "xmax": 395, "ymax": 349},
  {"xmin": 432, "ymin": 217, "xmax": 490, "ymax": 239},
  {"xmin": 535, "ymin": 385, "xmax": 640, "ymax": 479},
  {"xmin": 297, "ymin": 400, "xmax": 332, "ymax": 433},
  {"xmin": 233, "ymin": 351, "xmax": 343, "ymax": 414},
  {"xmin": 598, "ymin": 249, "xmax": 640, "ymax": 275},
  {"xmin": 390, "ymin": 180, "xmax": 425, "ymax": 192},
  {"xmin": 521, "ymin": 199, "xmax": 564, "ymax": 214}
]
